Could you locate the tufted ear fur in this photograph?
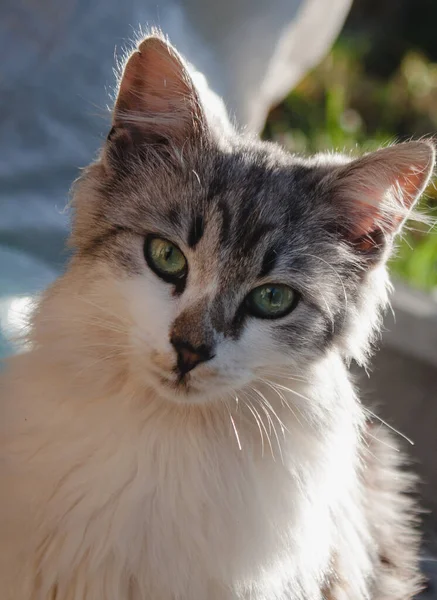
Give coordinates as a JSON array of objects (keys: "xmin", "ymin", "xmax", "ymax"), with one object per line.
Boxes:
[
  {"xmin": 329, "ymin": 141, "xmax": 435, "ymax": 258},
  {"xmin": 106, "ymin": 35, "xmax": 207, "ymax": 163}
]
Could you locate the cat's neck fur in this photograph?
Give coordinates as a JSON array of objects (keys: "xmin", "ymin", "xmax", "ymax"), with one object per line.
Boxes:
[{"xmin": 0, "ymin": 267, "xmax": 371, "ymax": 600}]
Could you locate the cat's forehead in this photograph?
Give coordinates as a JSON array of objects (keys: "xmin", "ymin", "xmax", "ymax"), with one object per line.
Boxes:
[
  {"xmin": 96, "ymin": 140, "xmax": 334, "ymax": 294},
  {"xmin": 119, "ymin": 143, "xmax": 324, "ymax": 248}
]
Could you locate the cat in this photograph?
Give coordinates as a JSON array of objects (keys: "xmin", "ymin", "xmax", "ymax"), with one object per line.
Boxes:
[{"xmin": 0, "ymin": 33, "xmax": 435, "ymax": 600}]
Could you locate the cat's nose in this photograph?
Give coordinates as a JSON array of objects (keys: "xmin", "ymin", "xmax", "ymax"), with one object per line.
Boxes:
[{"xmin": 170, "ymin": 337, "xmax": 214, "ymax": 376}]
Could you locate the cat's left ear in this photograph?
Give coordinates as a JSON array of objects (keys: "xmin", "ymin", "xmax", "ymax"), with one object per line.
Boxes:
[
  {"xmin": 329, "ymin": 141, "xmax": 435, "ymax": 257},
  {"xmin": 107, "ymin": 35, "xmax": 206, "ymax": 158}
]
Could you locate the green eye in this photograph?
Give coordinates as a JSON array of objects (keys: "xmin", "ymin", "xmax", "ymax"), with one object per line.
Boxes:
[
  {"xmin": 245, "ymin": 284, "xmax": 297, "ymax": 319},
  {"xmin": 145, "ymin": 236, "xmax": 187, "ymax": 282}
]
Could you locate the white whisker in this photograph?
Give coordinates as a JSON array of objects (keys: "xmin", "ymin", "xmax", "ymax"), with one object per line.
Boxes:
[
  {"xmin": 39, "ymin": 316, "xmax": 128, "ymax": 336},
  {"xmin": 75, "ymin": 296, "xmax": 133, "ymax": 326},
  {"xmin": 251, "ymin": 385, "xmax": 288, "ymax": 436},
  {"xmin": 260, "ymin": 378, "xmax": 304, "ymax": 428},
  {"xmin": 363, "ymin": 407, "xmax": 414, "ymax": 446},
  {"xmin": 269, "ymin": 381, "xmax": 314, "ymax": 406},
  {"xmin": 73, "ymin": 349, "xmax": 129, "ymax": 379},
  {"xmin": 245, "ymin": 390, "xmax": 276, "ymax": 461},
  {"xmin": 229, "ymin": 412, "xmax": 242, "ymax": 451},
  {"xmin": 366, "ymin": 430, "xmax": 400, "ymax": 453},
  {"xmin": 240, "ymin": 394, "xmax": 265, "ymax": 458},
  {"xmin": 254, "ymin": 395, "xmax": 284, "ymax": 464}
]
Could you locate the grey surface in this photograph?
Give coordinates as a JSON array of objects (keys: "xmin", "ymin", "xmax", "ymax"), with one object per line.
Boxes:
[
  {"xmin": 357, "ymin": 341, "xmax": 437, "ymax": 599},
  {"xmin": 358, "ymin": 345, "xmax": 437, "ymax": 525},
  {"xmin": 421, "ymin": 557, "xmax": 437, "ymax": 599},
  {"xmin": 385, "ymin": 281, "xmax": 437, "ymax": 368}
]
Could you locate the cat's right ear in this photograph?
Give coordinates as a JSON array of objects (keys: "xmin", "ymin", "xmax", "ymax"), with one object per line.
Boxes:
[
  {"xmin": 104, "ymin": 35, "xmax": 207, "ymax": 166},
  {"xmin": 327, "ymin": 141, "xmax": 435, "ymax": 262}
]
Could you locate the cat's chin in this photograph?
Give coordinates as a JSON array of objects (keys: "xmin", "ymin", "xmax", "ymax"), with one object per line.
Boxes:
[{"xmin": 144, "ymin": 369, "xmax": 223, "ymax": 406}]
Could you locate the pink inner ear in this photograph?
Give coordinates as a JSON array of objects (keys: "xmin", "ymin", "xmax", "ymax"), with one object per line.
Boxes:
[
  {"xmin": 340, "ymin": 180, "xmax": 392, "ymax": 242},
  {"xmin": 395, "ymin": 166, "xmax": 432, "ymax": 206},
  {"xmin": 112, "ymin": 36, "xmax": 202, "ymax": 143},
  {"xmin": 335, "ymin": 141, "xmax": 435, "ymax": 242},
  {"xmin": 347, "ymin": 184, "xmax": 382, "ymax": 239},
  {"xmin": 349, "ymin": 177, "xmax": 408, "ymax": 239},
  {"xmin": 356, "ymin": 168, "xmax": 432, "ymax": 237},
  {"xmin": 116, "ymin": 41, "xmax": 191, "ymax": 116}
]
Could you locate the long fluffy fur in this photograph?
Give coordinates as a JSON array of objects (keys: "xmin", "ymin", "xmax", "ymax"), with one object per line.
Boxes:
[{"xmin": 0, "ymin": 34, "xmax": 434, "ymax": 600}]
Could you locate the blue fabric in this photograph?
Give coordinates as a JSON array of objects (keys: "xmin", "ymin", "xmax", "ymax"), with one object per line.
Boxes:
[
  {"xmin": 0, "ymin": 249, "xmax": 56, "ymax": 357},
  {"xmin": 0, "ymin": 0, "xmax": 184, "ymax": 355}
]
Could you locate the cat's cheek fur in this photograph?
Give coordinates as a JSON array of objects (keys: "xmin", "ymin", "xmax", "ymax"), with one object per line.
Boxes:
[
  {"xmin": 339, "ymin": 264, "xmax": 391, "ymax": 365},
  {"xmin": 124, "ymin": 275, "xmax": 176, "ymax": 368}
]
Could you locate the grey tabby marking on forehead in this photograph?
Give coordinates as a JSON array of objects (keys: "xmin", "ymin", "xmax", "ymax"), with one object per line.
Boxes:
[
  {"xmin": 187, "ymin": 214, "xmax": 204, "ymax": 248},
  {"xmin": 216, "ymin": 199, "xmax": 232, "ymax": 246},
  {"xmin": 258, "ymin": 247, "xmax": 278, "ymax": 279},
  {"xmin": 166, "ymin": 207, "xmax": 182, "ymax": 229},
  {"xmin": 239, "ymin": 223, "xmax": 276, "ymax": 258}
]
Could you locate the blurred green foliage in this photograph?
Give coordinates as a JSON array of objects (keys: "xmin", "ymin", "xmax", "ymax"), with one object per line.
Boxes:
[{"xmin": 264, "ymin": 38, "xmax": 437, "ymax": 292}]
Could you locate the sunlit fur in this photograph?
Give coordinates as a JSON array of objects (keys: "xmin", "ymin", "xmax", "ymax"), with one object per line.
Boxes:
[{"xmin": 0, "ymin": 34, "xmax": 434, "ymax": 600}]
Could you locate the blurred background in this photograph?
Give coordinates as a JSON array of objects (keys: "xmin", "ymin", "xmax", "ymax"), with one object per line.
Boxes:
[
  {"xmin": 265, "ymin": 0, "xmax": 437, "ymax": 292},
  {"xmin": 0, "ymin": 0, "xmax": 436, "ymax": 596}
]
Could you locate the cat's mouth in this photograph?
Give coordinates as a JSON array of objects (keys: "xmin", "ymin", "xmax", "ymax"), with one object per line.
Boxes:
[
  {"xmin": 148, "ymin": 367, "xmax": 198, "ymax": 398},
  {"xmin": 147, "ymin": 358, "xmax": 226, "ymax": 403},
  {"xmin": 164, "ymin": 373, "xmax": 191, "ymax": 392}
]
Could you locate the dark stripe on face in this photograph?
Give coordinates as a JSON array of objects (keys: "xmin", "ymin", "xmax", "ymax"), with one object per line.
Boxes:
[
  {"xmin": 240, "ymin": 223, "xmax": 274, "ymax": 257},
  {"xmin": 206, "ymin": 160, "xmax": 228, "ymax": 202},
  {"xmin": 228, "ymin": 303, "xmax": 247, "ymax": 340},
  {"xmin": 235, "ymin": 163, "xmax": 268, "ymax": 232},
  {"xmin": 259, "ymin": 247, "xmax": 278, "ymax": 278},
  {"xmin": 235, "ymin": 196, "xmax": 254, "ymax": 238},
  {"xmin": 209, "ymin": 291, "xmax": 247, "ymax": 340},
  {"xmin": 217, "ymin": 199, "xmax": 232, "ymax": 245},
  {"xmin": 187, "ymin": 214, "xmax": 204, "ymax": 248},
  {"xmin": 166, "ymin": 207, "xmax": 182, "ymax": 228}
]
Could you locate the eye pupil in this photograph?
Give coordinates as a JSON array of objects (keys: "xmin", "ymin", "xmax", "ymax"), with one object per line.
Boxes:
[
  {"xmin": 145, "ymin": 236, "xmax": 187, "ymax": 283},
  {"xmin": 269, "ymin": 288, "xmax": 279, "ymax": 305}
]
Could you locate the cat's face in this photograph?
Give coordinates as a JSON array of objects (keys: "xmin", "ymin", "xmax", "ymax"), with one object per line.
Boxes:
[
  {"xmin": 79, "ymin": 146, "xmax": 358, "ymax": 403},
  {"xmin": 70, "ymin": 36, "xmax": 434, "ymax": 404}
]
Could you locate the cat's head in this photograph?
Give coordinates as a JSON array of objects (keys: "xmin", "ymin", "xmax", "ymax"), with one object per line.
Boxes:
[{"xmin": 69, "ymin": 35, "xmax": 434, "ymax": 404}]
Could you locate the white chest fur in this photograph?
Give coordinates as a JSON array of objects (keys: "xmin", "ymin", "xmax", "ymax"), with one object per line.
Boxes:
[{"xmin": 1, "ymin": 359, "xmax": 365, "ymax": 600}]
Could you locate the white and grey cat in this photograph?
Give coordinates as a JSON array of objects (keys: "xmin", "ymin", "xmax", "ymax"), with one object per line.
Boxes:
[{"xmin": 0, "ymin": 35, "xmax": 435, "ymax": 600}]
